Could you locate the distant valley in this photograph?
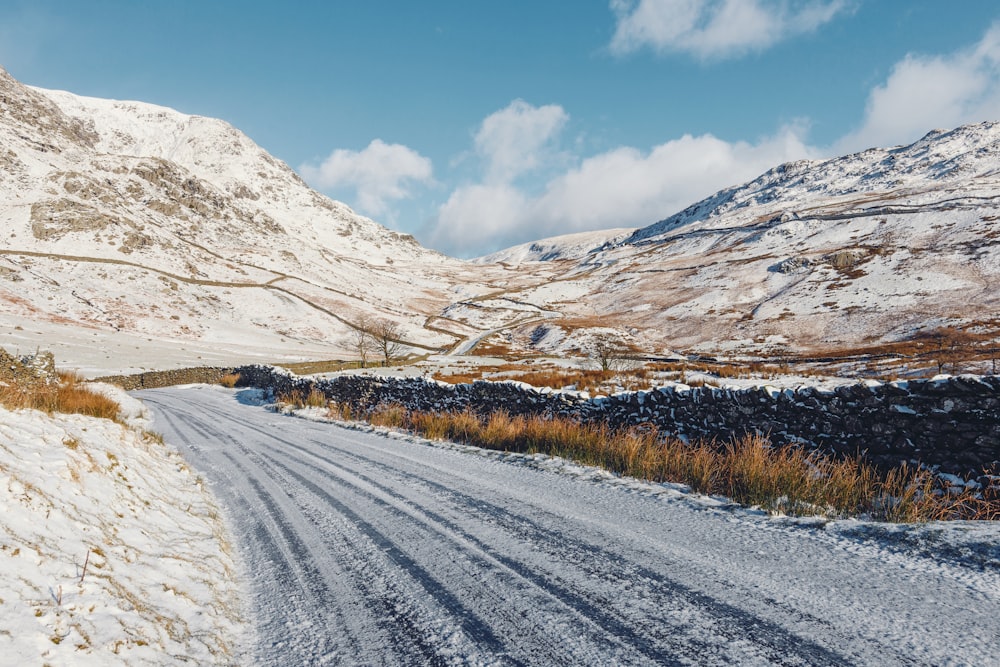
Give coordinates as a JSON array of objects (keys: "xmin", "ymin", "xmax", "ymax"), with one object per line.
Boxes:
[{"xmin": 2, "ymin": 66, "xmax": 999, "ymax": 376}]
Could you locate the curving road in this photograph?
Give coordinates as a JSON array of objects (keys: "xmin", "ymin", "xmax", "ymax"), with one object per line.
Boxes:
[{"xmin": 140, "ymin": 385, "xmax": 1000, "ymax": 666}]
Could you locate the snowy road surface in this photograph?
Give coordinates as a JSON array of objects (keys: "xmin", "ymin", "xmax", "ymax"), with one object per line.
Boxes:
[{"xmin": 140, "ymin": 386, "xmax": 1000, "ymax": 666}]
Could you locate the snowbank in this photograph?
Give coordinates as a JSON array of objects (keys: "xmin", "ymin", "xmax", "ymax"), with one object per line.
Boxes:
[{"xmin": 0, "ymin": 384, "xmax": 245, "ymax": 664}]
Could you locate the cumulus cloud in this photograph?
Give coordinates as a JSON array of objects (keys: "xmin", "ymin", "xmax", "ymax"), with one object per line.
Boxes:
[
  {"xmin": 608, "ymin": 0, "xmax": 850, "ymax": 60},
  {"xmin": 300, "ymin": 139, "xmax": 433, "ymax": 216},
  {"xmin": 426, "ymin": 123, "xmax": 815, "ymax": 257},
  {"xmin": 431, "ymin": 184, "xmax": 529, "ymax": 253},
  {"xmin": 428, "ymin": 23, "xmax": 1000, "ymax": 258},
  {"xmin": 836, "ymin": 24, "xmax": 1000, "ymax": 153},
  {"xmin": 474, "ymin": 99, "xmax": 568, "ymax": 183}
]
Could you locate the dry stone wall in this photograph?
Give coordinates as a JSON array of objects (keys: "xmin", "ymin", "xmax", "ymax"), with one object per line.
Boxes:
[
  {"xmin": 232, "ymin": 365, "xmax": 1000, "ymax": 477},
  {"xmin": 94, "ymin": 367, "xmax": 232, "ymax": 390}
]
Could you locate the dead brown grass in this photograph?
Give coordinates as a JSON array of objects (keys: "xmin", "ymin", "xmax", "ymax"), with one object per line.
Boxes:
[
  {"xmin": 218, "ymin": 373, "xmax": 241, "ymax": 388},
  {"xmin": 432, "ymin": 370, "xmax": 486, "ymax": 384},
  {"xmin": 277, "ymin": 388, "xmax": 328, "ymax": 409},
  {"xmin": 356, "ymin": 404, "xmax": 997, "ymax": 522},
  {"xmin": 471, "ymin": 341, "xmax": 514, "ymax": 357},
  {"xmin": 510, "ymin": 369, "xmax": 615, "ymax": 393},
  {"xmin": 0, "ymin": 373, "xmax": 121, "ymax": 422}
]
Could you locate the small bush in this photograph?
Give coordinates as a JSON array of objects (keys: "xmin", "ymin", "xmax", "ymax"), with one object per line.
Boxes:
[
  {"xmin": 327, "ymin": 402, "xmax": 354, "ymax": 422},
  {"xmin": 55, "ymin": 383, "xmax": 121, "ymax": 421},
  {"xmin": 219, "ymin": 373, "xmax": 241, "ymax": 388},
  {"xmin": 368, "ymin": 403, "xmax": 405, "ymax": 428}
]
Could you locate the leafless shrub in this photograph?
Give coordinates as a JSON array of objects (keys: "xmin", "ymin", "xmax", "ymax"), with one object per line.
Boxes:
[
  {"xmin": 589, "ymin": 333, "xmax": 634, "ymax": 372},
  {"xmin": 368, "ymin": 318, "xmax": 403, "ymax": 366},
  {"xmin": 352, "ymin": 316, "xmax": 374, "ymax": 369}
]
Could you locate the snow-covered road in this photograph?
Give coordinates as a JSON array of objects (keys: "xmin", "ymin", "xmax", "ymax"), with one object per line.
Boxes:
[{"xmin": 140, "ymin": 386, "xmax": 1000, "ymax": 666}]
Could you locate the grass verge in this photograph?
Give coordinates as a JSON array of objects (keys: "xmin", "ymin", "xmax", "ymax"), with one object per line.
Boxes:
[{"xmin": 319, "ymin": 401, "xmax": 998, "ymax": 522}]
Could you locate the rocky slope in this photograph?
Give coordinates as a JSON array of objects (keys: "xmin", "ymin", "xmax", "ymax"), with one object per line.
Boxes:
[
  {"xmin": 0, "ymin": 67, "xmax": 508, "ymax": 372},
  {"xmin": 486, "ymin": 123, "xmax": 1000, "ymax": 360}
]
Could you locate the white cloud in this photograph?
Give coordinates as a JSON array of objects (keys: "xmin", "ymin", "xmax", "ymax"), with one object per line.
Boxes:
[
  {"xmin": 300, "ymin": 139, "xmax": 433, "ymax": 216},
  {"xmin": 836, "ymin": 24, "xmax": 1000, "ymax": 153},
  {"xmin": 430, "ymin": 184, "xmax": 529, "ymax": 255},
  {"xmin": 425, "ymin": 24, "xmax": 1000, "ymax": 258},
  {"xmin": 474, "ymin": 99, "xmax": 568, "ymax": 183},
  {"xmin": 608, "ymin": 0, "xmax": 850, "ymax": 60},
  {"xmin": 426, "ymin": 123, "xmax": 815, "ymax": 257}
]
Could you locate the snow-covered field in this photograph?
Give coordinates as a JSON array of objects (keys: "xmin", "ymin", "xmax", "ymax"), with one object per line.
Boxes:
[
  {"xmin": 0, "ymin": 385, "xmax": 245, "ymax": 664},
  {"xmin": 141, "ymin": 384, "xmax": 1000, "ymax": 666}
]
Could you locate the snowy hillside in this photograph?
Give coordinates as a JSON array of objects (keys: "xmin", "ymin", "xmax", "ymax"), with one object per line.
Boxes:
[
  {"xmin": 0, "ymin": 67, "xmax": 504, "ymax": 374},
  {"xmin": 4, "ymin": 62, "xmax": 1000, "ymax": 369},
  {"xmin": 629, "ymin": 123, "xmax": 1000, "ymax": 243},
  {"xmin": 477, "ymin": 122, "xmax": 1000, "ymax": 358},
  {"xmin": 477, "ymin": 228, "xmax": 634, "ymax": 265}
]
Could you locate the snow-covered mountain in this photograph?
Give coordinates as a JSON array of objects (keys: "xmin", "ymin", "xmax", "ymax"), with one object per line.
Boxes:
[
  {"xmin": 0, "ymin": 67, "xmax": 502, "ymax": 373},
  {"xmin": 4, "ymin": 63, "xmax": 1000, "ymax": 370},
  {"xmin": 483, "ymin": 123, "xmax": 1000, "ymax": 358}
]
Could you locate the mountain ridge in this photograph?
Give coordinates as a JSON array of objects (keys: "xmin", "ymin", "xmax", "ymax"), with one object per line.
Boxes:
[
  {"xmin": 625, "ymin": 121, "xmax": 1000, "ymax": 245},
  {"xmin": 0, "ymin": 66, "xmax": 507, "ymax": 373},
  {"xmin": 476, "ymin": 121, "xmax": 1000, "ymax": 361},
  {"xmin": 3, "ymin": 65, "xmax": 1000, "ymax": 373}
]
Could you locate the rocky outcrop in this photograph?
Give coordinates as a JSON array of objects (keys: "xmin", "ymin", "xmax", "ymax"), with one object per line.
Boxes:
[{"xmin": 0, "ymin": 349, "xmax": 57, "ymax": 388}]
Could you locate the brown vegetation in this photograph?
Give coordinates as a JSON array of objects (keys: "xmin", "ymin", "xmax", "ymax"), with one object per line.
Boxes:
[
  {"xmin": 0, "ymin": 371, "xmax": 121, "ymax": 422},
  {"xmin": 277, "ymin": 388, "xmax": 329, "ymax": 409},
  {"xmin": 470, "ymin": 339, "xmax": 514, "ymax": 357},
  {"xmin": 333, "ymin": 403, "xmax": 997, "ymax": 522}
]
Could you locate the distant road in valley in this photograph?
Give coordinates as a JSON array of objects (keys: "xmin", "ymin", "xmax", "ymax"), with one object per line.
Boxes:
[{"xmin": 140, "ymin": 386, "xmax": 1000, "ymax": 666}]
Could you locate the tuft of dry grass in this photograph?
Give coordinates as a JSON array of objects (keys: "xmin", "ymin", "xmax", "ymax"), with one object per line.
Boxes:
[
  {"xmin": 432, "ymin": 370, "xmax": 485, "ymax": 385},
  {"xmin": 278, "ymin": 388, "xmax": 329, "ymax": 410},
  {"xmin": 339, "ymin": 403, "xmax": 997, "ymax": 522},
  {"xmin": 218, "ymin": 373, "xmax": 241, "ymax": 388},
  {"xmin": 0, "ymin": 373, "xmax": 121, "ymax": 422}
]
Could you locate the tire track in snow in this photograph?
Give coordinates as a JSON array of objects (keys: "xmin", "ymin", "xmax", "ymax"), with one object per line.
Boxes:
[
  {"xmin": 151, "ymin": 391, "xmax": 879, "ymax": 665},
  {"xmin": 151, "ymin": 391, "xmax": 679, "ymax": 664},
  {"xmin": 255, "ymin": 446, "xmax": 637, "ymax": 666},
  {"xmin": 141, "ymin": 387, "xmax": 1000, "ymax": 666},
  {"xmin": 147, "ymin": 395, "xmax": 468, "ymax": 666},
  {"xmin": 177, "ymin": 398, "xmax": 665, "ymax": 662},
  {"xmin": 309, "ymin": 438, "xmax": 921, "ymax": 667},
  {"xmin": 144, "ymin": 398, "xmax": 371, "ymax": 665},
  {"xmin": 175, "ymin": 399, "xmax": 593, "ymax": 665},
  {"xmin": 300, "ymin": 440, "xmax": 888, "ymax": 663},
  {"xmin": 180, "ymin": 392, "xmax": 840, "ymax": 664},
  {"xmin": 264, "ymin": 429, "xmax": 853, "ymax": 667}
]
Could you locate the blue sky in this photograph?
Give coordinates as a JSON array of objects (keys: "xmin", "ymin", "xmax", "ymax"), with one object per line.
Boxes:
[{"xmin": 3, "ymin": 1, "xmax": 1000, "ymax": 257}]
